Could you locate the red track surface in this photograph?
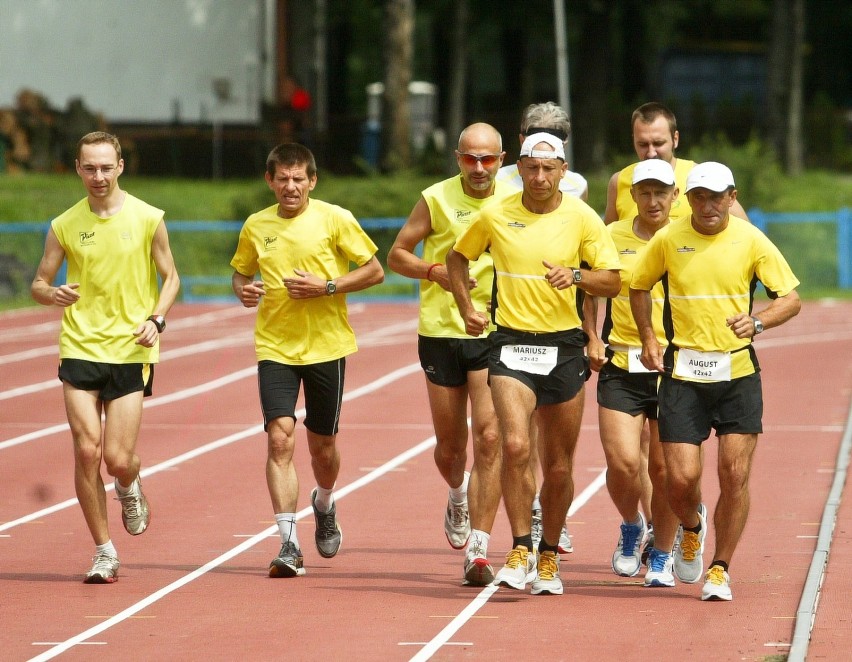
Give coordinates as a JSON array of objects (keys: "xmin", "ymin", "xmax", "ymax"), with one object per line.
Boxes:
[{"xmin": 2, "ymin": 300, "xmax": 851, "ymax": 661}]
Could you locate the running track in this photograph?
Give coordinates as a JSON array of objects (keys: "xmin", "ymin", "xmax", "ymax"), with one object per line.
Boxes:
[{"xmin": 1, "ymin": 300, "xmax": 851, "ymax": 661}]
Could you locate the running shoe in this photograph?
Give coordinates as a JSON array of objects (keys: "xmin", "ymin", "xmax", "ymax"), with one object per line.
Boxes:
[
  {"xmin": 269, "ymin": 540, "xmax": 306, "ymax": 578},
  {"xmin": 115, "ymin": 477, "xmax": 150, "ymax": 536},
  {"xmin": 701, "ymin": 565, "xmax": 733, "ymax": 601},
  {"xmin": 463, "ymin": 551, "xmax": 495, "ymax": 586},
  {"xmin": 643, "ymin": 548, "xmax": 676, "ymax": 587},
  {"xmin": 674, "ymin": 503, "xmax": 707, "ymax": 584},
  {"xmin": 611, "ymin": 512, "xmax": 647, "ymax": 577},
  {"xmin": 84, "ymin": 552, "xmax": 120, "ymax": 584},
  {"xmin": 493, "ymin": 545, "xmax": 536, "ymax": 590},
  {"xmin": 531, "ymin": 508, "xmax": 543, "ymax": 551},
  {"xmin": 531, "ymin": 550, "xmax": 563, "ymax": 595},
  {"xmin": 311, "ymin": 488, "xmax": 342, "ymax": 558},
  {"xmin": 444, "ymin": 476, "xmax": 471, "ymax": 549},
  {"xmin": 559, "ymin": 522, "xmax": 573, "ymax": 554},
  {"xmin": 641, "ymin": 522, "xmax": 655, "ymax": 566}
]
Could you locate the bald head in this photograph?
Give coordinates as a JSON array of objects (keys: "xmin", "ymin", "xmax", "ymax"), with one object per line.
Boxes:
[
  {"xmin": 458, "ymin": 123, "xmax": 503, "ymax": 153},
  {"xmin": 455, "ymin": 123, "xmax": 505, "ymax": 198}
]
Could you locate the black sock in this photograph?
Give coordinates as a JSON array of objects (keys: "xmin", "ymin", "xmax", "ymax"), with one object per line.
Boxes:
[
  {"xmin": 538, "ymin": 539, "xmax": 559, "ymax": 554},
  {"xmin": 513, "ymin": 534, "xmax": 533, "ymax": 551},
  {"xmin": 684, "ymin": 522, "xmax": 702, "ymax": 535},
  {"xmin": 710, "ymin": 559, "xmax": 728, "ymax": 572}
]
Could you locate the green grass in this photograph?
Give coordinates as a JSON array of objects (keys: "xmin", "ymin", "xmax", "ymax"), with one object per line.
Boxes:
[{"xmin": 2, "ymin": 165, "xmax": 851, "ymax": 310}]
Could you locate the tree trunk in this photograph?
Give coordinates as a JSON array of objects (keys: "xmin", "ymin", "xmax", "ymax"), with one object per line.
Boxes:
[
  {"xmin": 444, "ymin": 0, "xmax": 469, "ymax": 175},
  {"xmin": 785, "ymin": 0, "xmax": 805, "ymax": 175},
  {"xmin": 381, "ymin": 0, "xmax": 414, "ymax": 172},
  {"xmin": 768, "ymin": 0, "xmax": 805, "ymax": 175}
]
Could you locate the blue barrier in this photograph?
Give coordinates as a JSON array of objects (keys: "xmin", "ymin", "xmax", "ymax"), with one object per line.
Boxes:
[
  {"xmin": 748, "ymin": 208, "xmax": 851, "ymax": 289},
  {"xmin": 3, "ymin": 211, "xmax": 850, "ymax": 298}
]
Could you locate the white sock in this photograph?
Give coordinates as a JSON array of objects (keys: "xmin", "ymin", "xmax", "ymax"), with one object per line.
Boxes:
[
  {"xmin": 466, "ymin": 529, "xmax": 490, "ymax": 557},
  {"xmin": 313, "ymin": 485, "xmax": 335, "ymax": 513},
  {"xmin": 449, "ymin": 471, "xmax": 469, "ymax": 504},
  {"xmin": 96, "ymin": 540, "xmax": 118, "ymax": 558},
  {"xmin": 275, "ymin": 513, "xmax": 298, "ymax": 547},
  {"xmin": 532, "ymin": 494, "xmax": 542, "ymax": 512},
  {"xmin": 115, "ymin": 477, "xmax": 136, "ymax": 495}
]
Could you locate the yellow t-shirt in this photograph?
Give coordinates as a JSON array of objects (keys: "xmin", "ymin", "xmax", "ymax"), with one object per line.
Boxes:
[
  {"xmin": 630, "ymin": 216, "xmax": 800, "ymax": 380},
  {"xmin": 604, "ymin": 219, "xmax": 667, "ymax": 371},
  {"xmin": 615, "ymin": 158, "xmax": 695, "ymax": 222},
  {"xmin": 454, "ymin": 191, "xmax": 621, "ymax": 333},
  {"xmin": 419, "ymin": 176, "xmax": 512, "ymax": 338},
  {"xmin": 230, "ymin": 199, "xmax": 378, "ymax": 365},
  {"xmin": 51, "ymin": 194, "xmax": 164, "ymax": 363}
]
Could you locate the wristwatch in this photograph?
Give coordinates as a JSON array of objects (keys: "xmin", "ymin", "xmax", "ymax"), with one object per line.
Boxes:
[
  {"xmin": 751, "ymin": 316, "xmax": 764, "ymax": 335},
  {"xmin": 571, "ymin": 268, "xmax": 582, "ymax": 284},
  {"xmin": 325, "ymin": 280, "xmax": 337, "ymax": 296},
  {"xmin": 147, "ymin": 315, "xmax": 166, "ymax": 333}
]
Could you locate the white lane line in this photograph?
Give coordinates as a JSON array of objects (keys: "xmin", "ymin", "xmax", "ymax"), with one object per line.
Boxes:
[
  {"xmin": 27, "ymin": 400, "xmax": 432, "ymax": 661},
  {"xmin": 1, "ymin": 363, "xmax": 420, "ymax": 534},
  {"xmin": 407, "ymin": 469, "xmax": 608, "ymax": 661}
]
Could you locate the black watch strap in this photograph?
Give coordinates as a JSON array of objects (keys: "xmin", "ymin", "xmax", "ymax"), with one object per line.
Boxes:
[{"xmin": 147, "ymin": 315, "xmax": 166, "ymax": 333}]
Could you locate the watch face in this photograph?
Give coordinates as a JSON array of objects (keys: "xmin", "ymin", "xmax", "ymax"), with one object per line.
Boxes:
[
  {"xmin": 326, "ymin": 281, "xmax": 337, "ymax": 295},
  {"xmin": 573, "ymin": 269, "xmax": 582, "ymax": 283}
]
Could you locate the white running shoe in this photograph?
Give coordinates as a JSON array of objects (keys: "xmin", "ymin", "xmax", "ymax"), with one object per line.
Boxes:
[
  {"xmin": 611, "ymin": 512, "xmax": 647, "ymax": 577},
  {"xmin": 701, "ymin": 565, "xmax": 733, "ymax": 601},
  {"xmin": 558, "ymin": 522, "xmax": 573, "ymax": 554},
  {"xmin": 674, "ymin": 503, "xmax": 707, "ymax": 584},
  {"xmin": 115, "ymin": 477, "xmax": 150, "ymax": 536},
  {"xmin": 531, "ymin": 550, "xmax": 563, "ymax": 595},
  {"xmin": 531, "ymin": 508, "xmax": 543, "ymax": 551},
  {"xmin": 444, "ymin": 473, "xmax": 471, "ymax": 549},
  {"xmin": 84, "ymin": 552, "xmax": 120, "ymax": 584},
  {"xmin": 493, "ymin": 545, "xmax": 536, "ymax": 590},
  {"xmin": 644, "ymin": 548, "xmax": 676, "ymax": 588}
]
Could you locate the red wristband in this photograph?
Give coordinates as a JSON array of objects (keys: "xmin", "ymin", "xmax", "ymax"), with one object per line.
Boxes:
[{"xmin": 425, "ymin": 263, "xmax": 441, "ymax": 282}]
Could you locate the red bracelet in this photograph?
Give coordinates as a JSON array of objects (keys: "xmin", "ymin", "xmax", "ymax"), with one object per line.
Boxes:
[{"xmin": 425, "ymin": 263, "xmax": 441, "ymax": 281}]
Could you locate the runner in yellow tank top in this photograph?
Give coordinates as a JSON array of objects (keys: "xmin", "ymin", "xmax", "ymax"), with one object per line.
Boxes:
[
  {"xmin": 31, "ymin": 131, "xmax": 180, "ymax": 584},
  {"xmin": 388, "ymin": 123, "xmax": 512, "ymax": 586}
]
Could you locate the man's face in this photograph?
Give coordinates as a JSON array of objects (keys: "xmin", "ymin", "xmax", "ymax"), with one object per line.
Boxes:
[
  {"xmin": 266, "ymin": 163, "xmax": 317, "ymax": 218},
  {"xmin": 76, "ymin": 143, "xmax": 123, "ymax": 199},
  {"xmin": 518, "ymin": 144, "xmax": 567, "ymax": 203},
  {"xmin": 455, "ymin": 135, "xmax": 504, "ymax": 195},
  {"xmin": 631, "ymin": 181, "xmax": 678, "ymax": 227},
  {"xmin": 632, "ymin": 116, "xmax": 678, "ymax": 163},
  {"xmin": 687, "ymin": 187, "xmax": 737, "ymax": 235}
]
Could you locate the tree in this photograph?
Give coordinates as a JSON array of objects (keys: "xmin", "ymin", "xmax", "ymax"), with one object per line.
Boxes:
[
  {"xmin": 768, "ymin": 0, "xmax": 805, "ymax": 175},
  {"xmin": 381, "ymin": 0, "xmax": 414, "ymax": 171}
]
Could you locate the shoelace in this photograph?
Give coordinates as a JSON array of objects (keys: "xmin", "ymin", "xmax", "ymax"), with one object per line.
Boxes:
[
  {"xmin": 680, "ymin": 531, "xmax": 700, "ymax": 561},
  {"xmin": 316, "ymin": 509, "xmax": 338, "ymax": 540},
  {"xmin": 538, "ymin": 553, "xmax": 558, "ymax": 580},
  {"xmin": 117, "ymin": 491, "xmax": 141, "ymax": 519},
  {"xmin": 706, "ymin": 566, "xmax": 726, "ymax": 585},
  {"xmin": 649, "ymin": 551, "xmax": 669, "ymax": 572},
  {"xmin": 505, "ymin": 547, "xmax": 528, "ymax": 569},
  {"xmin": 448, "ymin": 501, "xmax": 467, "ymax": 527},
  {"xmin": 620, "ymin": 522, "xmax": 642, "ymax": 557},
  {"xmin": 91, "ymin": 552, "xmax": 117, "ymax": 571}
]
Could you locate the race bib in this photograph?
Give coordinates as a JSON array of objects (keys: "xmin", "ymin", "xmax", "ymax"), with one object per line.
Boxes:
[
  {"xmin": 674, "ymin": 348, "xmax": 731, "ymax": 382},
  {"xmin": 500, "ymin": 344, "xmax": 558, "ymax": 376},
  {"xmin": 627, "ymin": 347, "xmax": 654, "ymax": 374}
]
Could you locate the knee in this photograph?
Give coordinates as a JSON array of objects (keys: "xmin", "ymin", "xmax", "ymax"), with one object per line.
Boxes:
[
  {"xmin": 102, "ymin": 448, "xmax": 133, "ymax": 477},
  {"xmin": 267, "ymin": 426, "xmax": 295, "ymax": 462},
  {"xmin": 501, "ymin": 435, "xmax": 530, "ymax": 466},
  {"xmin": 74, "ymin": 439, "xmax": 102, "ymax": 468}
]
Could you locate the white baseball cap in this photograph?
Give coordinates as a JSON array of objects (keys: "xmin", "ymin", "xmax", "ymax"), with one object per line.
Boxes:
[
  {"xmin": 632, "ymin": 159, "xmax": 676, "ymax": 186},
  {"xmin": 519, "ymin": 132, "xmax": 565, "ymax": 161},
  {"xmin": 685, "ymin": 161, "xmax": 736, "ymax": 193}
]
